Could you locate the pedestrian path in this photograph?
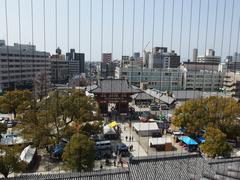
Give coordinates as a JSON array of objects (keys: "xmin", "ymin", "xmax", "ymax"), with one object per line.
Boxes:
[{"xmin": 120, "ymin": 123, "xmax": 147, "ymax": 157}]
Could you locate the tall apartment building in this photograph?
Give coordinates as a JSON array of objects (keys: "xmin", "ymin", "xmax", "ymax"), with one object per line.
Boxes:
[
  {"xmin": 223, "ymin": 71, "xmax": 240, "ymax": 98},
  {"xmin": 66, "ymin": 49, "xmax": 85, "ymax": 78},
  {"xmin": 147, "ymin": 47, "xmax": 180, "ymax": 69},
  {"xmin": 116, "ymin": 65, "xmax": 183, "ymax": 91},
  {"xmin": 0, "ymin": 40, "xmax": 51, "ymax": 92},
  {"xmin": 181, "ymin": 62, "xmax": 224, "ymax": 91}
]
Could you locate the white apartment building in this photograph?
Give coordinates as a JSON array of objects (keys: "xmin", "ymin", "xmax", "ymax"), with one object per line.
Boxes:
[
  {"xmin": 181, "ymin": 63, "xmax": 224, "ymax": 92},
  {"xmin": 115, "ymin": 65, "xmax": 184, "ymax": 91},
  {"xmin": 0, "ymin": 40, "xmax": 51, "ymax": 91}
]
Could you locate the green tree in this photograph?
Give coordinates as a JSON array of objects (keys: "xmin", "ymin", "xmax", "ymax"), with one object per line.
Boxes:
[
  {"xmin": 173, "ymin": 96, "xmax": 240, "ymax": 137},
  {"xmin": 62, "ymin": 133, "xmax": 95, "ymax": 172},
  {"xmin": 0, "ymin": 90, "xmax": 32, "ymax": 118},
  {"xmin": 0, "ymin": 146, "xmax": 27, "ymax": 178},
  {"xmin": 200, "ymin": 126, "xmax": 232, "ymax": 158},
  {"xmin": 19, "ymin": 89, "xmax": 97, "ymax": 147}
]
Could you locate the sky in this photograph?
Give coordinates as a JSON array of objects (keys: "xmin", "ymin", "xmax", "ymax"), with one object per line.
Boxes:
[{"xmin": 0, "ymin": 0, "xmax": 239, "ymax": 61}]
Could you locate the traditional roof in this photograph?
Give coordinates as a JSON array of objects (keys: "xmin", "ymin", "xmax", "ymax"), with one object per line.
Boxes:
[
  {"xmin": 4, "ymin": 169, "xmax": 130, "ymax": 180},
  {"xmin": 3, "ymin": 154, "xmax": 240, "ymax": 180},
  {"xmin": 145, "ymin": 89, "xmax": 175, "ymax": 105},
  {"xmin": 131, "ymin": 92, "xmax": 154, "ymax": 100},
  {"xmin": 90, "ymin": 79, "xmax": 141, "ymax": 94}
]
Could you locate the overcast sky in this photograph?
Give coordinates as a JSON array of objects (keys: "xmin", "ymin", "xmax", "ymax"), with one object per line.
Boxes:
[{"xmin": 0, "ymin": 0, "xmax": 239, "ymax": 61}]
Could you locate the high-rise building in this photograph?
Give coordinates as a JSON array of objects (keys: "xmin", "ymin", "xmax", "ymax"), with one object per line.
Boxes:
[
  {"xmin": 192, "ymin": 48, "xmax": 198, "ymax": 62},
  {"xmin": 148, "ymin": 47, "xmax": 180, "ymax": 69},
  {"xmin": 50, "ymin": 48, "xmax": 69, "ymax": 84},
  {"xmin": 0, "ymin": 40, "xmax": 51, "ymax": 92},
  {"xmin": 66, "ymin": 49, "xmax": 85, "ymax": 78},
  {"xmin": 101, "ymin": 53, "xmax": 112, "ymax": 63}
]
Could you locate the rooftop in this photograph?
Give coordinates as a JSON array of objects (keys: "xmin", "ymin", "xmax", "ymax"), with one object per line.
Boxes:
[
  {"xmin": 90, "ymin": 79, "xmax": 141, "ymax": 94},
  {"xmin": 4, "ymin": 155, "xmax": 240, "ymax": 180}
]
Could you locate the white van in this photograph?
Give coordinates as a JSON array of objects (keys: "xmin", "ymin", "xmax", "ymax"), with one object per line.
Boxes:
[{"xmin": 95, "ymin": 140, "xmax": 111, "ymax": 150}]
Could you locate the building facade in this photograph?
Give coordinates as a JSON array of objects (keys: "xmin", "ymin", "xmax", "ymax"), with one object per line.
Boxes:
[
  {"xmin": 147, "ymin": 47, "xmax": 180, "ymax": 69},
  {"xmin": 66, "ymin": 49, "xmax": 85, "ymax": 78},
  {"xmin": 181, "ymin": 62, "xmax": 224, "ymax": 91},
  {"xmin": 101, "ymin": 53, "xmax": 112, "ymax": 63},
  {"xmin": 116, "ymin": 65, "xmax": 184, "ymax": 91},
  {"xmin": 197, "ymin": 49, "xmax": 221, "ymax": 64},
  {"xmin": 0, "ymin": 40, "xmax": 51, "ymax": 91},
  {"xmin": 223, "ymin": 71, "xmax": 240, "ymax": 98}
]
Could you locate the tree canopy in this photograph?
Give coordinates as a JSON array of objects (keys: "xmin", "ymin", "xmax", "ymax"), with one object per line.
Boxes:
[
  {"xmin": 200, "ymin": 126, "xmax": 232, "ymax": 158},
  {"xmin": 173, "ymin": 96, "xmax": 240, "ymax": 138},
  {"xmin": 0, "ymin": 90, "xmax": 32, "ymax": 118},
  {"xmin": 19, "ymin": 89, "xmax": 97, "ymax": 147},
  {"xmin": 62, "ymin": 133, "xmax": 95, "ymax": 172},
  {"xmin": 173, "ymin": 96, "xmax": 240, "ymax": 157},
  {"xmin": 0, "ymin": 146, "xmax": 26, "ymax": 178}
]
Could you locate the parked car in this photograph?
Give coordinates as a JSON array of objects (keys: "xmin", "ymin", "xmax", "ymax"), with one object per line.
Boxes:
[{"xmin": 115, "ymin": 143, "xmax": 130, "ymax": 157}]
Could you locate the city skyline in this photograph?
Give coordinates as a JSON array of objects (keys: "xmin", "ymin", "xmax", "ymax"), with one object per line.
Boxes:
[{"xmin": 0, "ymin": 0, "xmax": 239, "ymax": 62}]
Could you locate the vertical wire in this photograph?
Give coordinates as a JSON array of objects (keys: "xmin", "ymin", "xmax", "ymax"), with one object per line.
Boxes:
[
  {"xmin": 89, "ymin": 0, "xmax": 92, "ymax": 85},
  {"xmin": 228, "ymin": 0, "xmax": 235, "ymax": 56},
  {"xmin": 79, "ymin": 0, "xmax": 81, "ymax": 54},
  {"xmin": 196, "ymin": 0, "xmax": 201, "ymax": 51},
  {"xmin": 226, "ymin": 0, "xmax": 235, "ymax": 173},
  {"xmin": 138, "ymin": 0, "xmax": 145, "ymax": 159},
  {"xmin": 170, "ymin": 0, "xmax": 175, "ymax": 51},
  {"xmin": 121, "ymin": 0, "xmax": 125, "ymax": 67},
  {"xmin": 187, "ymin": 0, "xmax": 193, "ymax": 60},
  {"xmin": 204, "ymin": 0, "xmax": 209, "ymax": 52},
  {"xmin": 18, "ymin": 0, "xmax": 22, "ymax": 84},
  {"xmin": 178, "ymin": 0, "xmax": 186, "ymax": 179},
  {"xmin": 101, "ymin": 0, "xmax": 104, "ymax": 77},
  {"xmin": 220, "ymin": 0, "xmax": 227, "ymax": 57},
  {"xmin": 132, "ymin": 0, "xmax": 135, "ymax": 55},
  {"xmin": 187, "ymin": 0, "xmax": 193, "ymax": 175},
  {"xmin": 129, "ymin": 0, "xmax": 135, "ymax": 149},
  {"xmin": 4, "ymin": 0, "xmax": 10, "ymax": 89},
  {"xmin": 236, "ymin": 17, "xmax": 240, "ymax": 54},
  {"xmin": 213, "ymin": 0, "xmax": 218, "ymax": 50},
  {"xmin": 161, "ymin": 0, "xmax": 165, "ymax": 47},
  {"xmin": 179, "ymin": 0, "xmax": 184, "ymax": 56}
]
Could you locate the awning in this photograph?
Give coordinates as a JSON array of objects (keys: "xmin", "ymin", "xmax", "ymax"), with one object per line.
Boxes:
[
  {"xmin": 179, "ymin": 136, "xmax": 198, "ymax": 145},
  {"xmin": 108, "ymin": 121, "xmax": 119, "ymax": 128}
]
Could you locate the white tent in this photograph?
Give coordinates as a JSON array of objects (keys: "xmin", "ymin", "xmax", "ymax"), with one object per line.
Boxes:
[
  {"xmin": 149, "ymin": 137, "xmax": 172, "ymax": 146},
  {"xmin": 20, "ymin": 145, "xmax": 36, "ymax": 164},
  {"xmin": 133, "ymin": 122, "xmax": 160, "ymax": 136},
  {"xmin": 103, "ymin": 125, "xmax": 116, "ymax": 135}
]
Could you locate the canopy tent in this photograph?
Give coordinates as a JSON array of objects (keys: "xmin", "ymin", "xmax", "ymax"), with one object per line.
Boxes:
[
  {"xmin": 103, "ymin": 125, "xmax": 116, "ymax": 135},
  {"xmin": 149, "ymin": 137, "xmax": 172, "ymax": 146},
  {"xmin": 20, "ymin": 145, "xmax": 36, "ymax": 164},
  {"xmin": 133, "ymin": 122, "xmax": 160, "ymax": 136},
  {"xmin": 179, "ymin": 136, "xmax": 198, "ymax": 145},
  {"xmin": 108, "ymin": 121, "xmax": 119, "ymax": 128}
]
